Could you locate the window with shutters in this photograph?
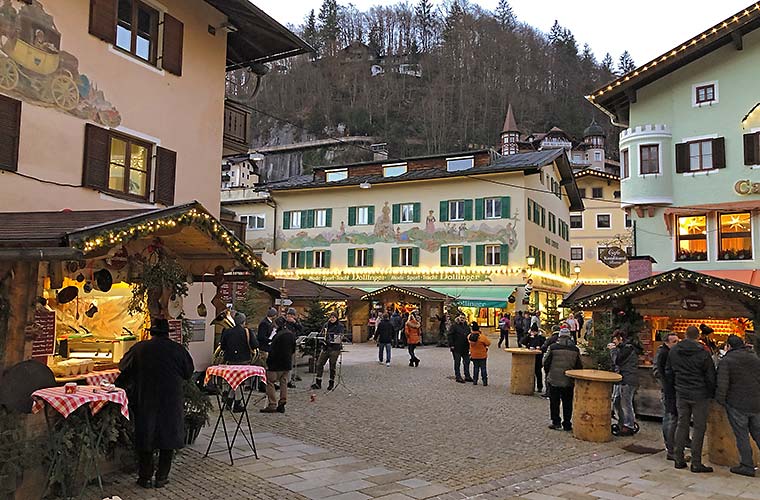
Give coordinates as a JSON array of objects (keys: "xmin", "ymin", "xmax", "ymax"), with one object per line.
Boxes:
[
  {"xmin": 570, "ymin": 247, "xmax": 583, "ymax": 261},
  {"xmin": 449, "ymin": 200, "xmax": 465, "ymax": 221},
  {"xmin": 400, "ymin": 203, "xmax": 414, "ymax": 223},
  {"xmin": 399, "ymin": 247, "xmax": 414, "ymax": 266},
  {"xmin": 688, "ymin": 140, "xmax": 713, "ymax": 171},
  {"xmin": 241, "ymin": 215, "xmax": 265, "ymax": 231},
  {"xmin": 448, "ymin": 246, "xmax": 464, "ymax": 266},
  {"xmin": 356, "ymin": 248, "xmax": 370, "ymax": 267},
  {"xmin": 108, "ymin": 133, "xmax": 152, "ymax": 199},
  {"xmin": 287, "ymin": 251, "xmax": 302, "ymax": 269},
  {"xmin": 485, "ymin": 245, "xmax": 501, "ymax": 266},
  {"xmin": 744, "ymin": 132, "xmax": 760, "ymax": 165},
  {"xmin": 570, "ymin": 213, "xmax": 582, "ymax": 229},
  {"xmin": 314, "ymin": 250, "xmax": 328, "ymax": 268},
  {"xmin": 596, "ymin": 214, "xmax": 611, "ymax": 229},
  {"xmin": 326, "ymin": 168, "xmax": 348, "ymax": 182},
  {"xmin": 484, "ymin": 198, "xmax": 501, "ymax": 219},
  {"xmin": 718, "ymin": 212, "xmax": 752, "ymax": 261},
  {"xmin": 357, "ymin": 206, "xmax": 370, "ymax": 225},
  {"xmin": 116, "ymin": 0, "xmax": 159, "ymax": 64},
  {"xmin": 639, "ymin": 144, "xmax": 660, "ymax": 174},
  {"xmin": 625, "ymin": 213, "xmax": 632, "ymax": 228},
  {"xmin": 289, "ymin": 211, "xmax": 302, "ymax": 229},
  {"xmin": 621, "ymin": 149, "xmax": 629, "ymax": 179},
  {"xmin": 315, "ymin": 209, "xmax": 328, "ymax": 227}
]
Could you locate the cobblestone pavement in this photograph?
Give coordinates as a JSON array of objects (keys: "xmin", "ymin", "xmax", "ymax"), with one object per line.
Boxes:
[{"xmin": 84, "ymin": 336, "xmax": 752, "ymax": 500}]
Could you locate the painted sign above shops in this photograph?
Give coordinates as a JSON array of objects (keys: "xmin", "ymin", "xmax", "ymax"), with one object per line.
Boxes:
[
  {"xmin": 279, "ymin": 269, "xmax": 494, "ymax": 282},
  {"xmin": 599, "ymin": 246, "xmax": 627, "ymax": 269},
  {"xmin": 734, "ymin": 179, "xmax": 760, "ymax": 196}
]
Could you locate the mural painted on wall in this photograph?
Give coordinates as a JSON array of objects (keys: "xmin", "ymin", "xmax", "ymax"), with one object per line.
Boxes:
[
  {"xmin": 276, "ymin": 203, "xmax": 522, "ymax": 253},
  {"xmin": 0, "ymin": 0, "xmax": 121, "ymax": 126}
]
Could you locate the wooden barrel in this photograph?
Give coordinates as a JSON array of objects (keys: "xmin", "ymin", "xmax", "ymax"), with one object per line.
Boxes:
[
  {"xmin": 566, "ymin": 369, "xmax": 622, "ymax": 443},
  {"xmin": 505, "ymin": 348, "xmax": 542, "ymax": 395},
  {"xmin": 707, "ymin": 400, "xmax": 760, "ymax": 466}
]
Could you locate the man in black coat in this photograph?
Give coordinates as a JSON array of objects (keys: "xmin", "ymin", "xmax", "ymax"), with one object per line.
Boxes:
[
  {"xmin": 447, "ymin": 313, "xmax": 472, "ymax": 383},
  {"xmin": 220, "ymin": 312, "xmax": 258, "ymax": 412},
  {"xmin": 285, "ymin": 307, "xmax": 304, "ymax": 387},
  {"xmin": 543, "ymin": 328, "xmax": 583, "ymax": 431},
  {"xmin": 375, "ymin": 313, "xmax": 395, "ymax": 365},
  {"xmin": 716, "ymin": 335, "xmax": 760, "ymax": 477},
  {"xmin": 116, "ymin": 319, "xmax": 194, "ymax": 488},
  {"xmin": 521, "ymin": 324, "xmax": 546, "ymax": 392},
  {"xmin": 257, "ymin": 307, "xmax": 278, "ymax": 361},
  {"xmin": 311, "ymin": 312, "xmax": 345, "ymax": 391},
  {"xmin": 261, "ymin": 316, "xmax": 296, "ymax": 413},
  {"xmin": 653, "ymin": 331, "xmax": 680, "ymax": 460},
  {"xmin": 665, "ymin": 325, "xmax": 716, "ymax": 473}
]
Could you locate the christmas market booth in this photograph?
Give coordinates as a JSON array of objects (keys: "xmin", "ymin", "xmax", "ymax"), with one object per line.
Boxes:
[
  {"xmin": 0, "ymin": 201, "xmax": 263, "ymax": 497},
  {"xmin": 567, "ymin": 268, "xmax": 759, "ymax": 419},
  {"xmin": 361, "ymin": 285, "xmax": 450, "ymax": 344}
]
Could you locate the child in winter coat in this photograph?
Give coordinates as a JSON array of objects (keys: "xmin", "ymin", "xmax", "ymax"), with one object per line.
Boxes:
[{"xmin": 468, "ymin": 322, "xmax": 491, "ymax": 386}]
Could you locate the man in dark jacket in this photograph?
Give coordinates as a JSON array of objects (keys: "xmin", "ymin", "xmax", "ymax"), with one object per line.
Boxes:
[
  {"xmin": 375, "ymin": 313, "xmax": 394, "ymax": 365},
  {"xmin": 447, "ymin": 313, "xmax": 472, "ymax": 383},
  {"xmin": 521, "ymin": 324, "xmax": 546, "ymax": 392},
  {"xmin": 390, "ymin": 311, "xmax": 403, "ymax": 348},
  {"xmin": 653, "ymin": 331, "xmax": 680, "ymax": 459},
  {"xmin": 116, "ymin": 319, "xmax": 194, "ymax": 488},
  {"xmin": 716, "ymin": 335, "xmax": 760, "ymax": 477},
  {"xmin": 543, "ymin": 328, "xmax": 583, "ymax": 431},
  {"xmin": 220, "ymin": 312, "xmax": 258, "ymax": 412},
  {"xmin": 311, "ymin": 312, "xmax": 345, "ymax": 391},
  {"xmin": 514, "ymin": 311, "xmax": 527, "ymax": 346},
  {"xmin": 285, "ymin": 308, "xmax": 304, "ymax": 387},
  {"xmin": 257, "ymin": 307, "xmax": 278, "ymax": 359},
  {"xmin": 610, "ymin": 331, "xmax": 640, "ymax": 436},
  {"xmin": 261, "ymin": 316, "xmax": 297, "ymax": 413},
  {"xmin": 665, "ymin": 325, "xmax": 716, "ymax": 473}
]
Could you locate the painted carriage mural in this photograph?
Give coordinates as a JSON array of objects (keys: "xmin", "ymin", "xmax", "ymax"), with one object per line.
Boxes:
[{"xmin": 0, "ymin": 0, "xmax": 121, "ymax": 126}]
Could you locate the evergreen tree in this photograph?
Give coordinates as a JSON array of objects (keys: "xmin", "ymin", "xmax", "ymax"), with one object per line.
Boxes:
[
  {"xmin": 617, "ymin": 50, "xmax": 635, "ymax": 75},
  {"xmin": 414, "ymin": 0, "xmax": 436, "ymax": 52},
  {"xmin": 495, "ymin": 0, "xmax": 516, "ymax": 30},
  {"xmin": 302, "ymin": 9, "xmax": 321, "ymax": 57},
  {"xmin": 317, "ymin": 0, "xmax": 341, "ymax": 57},
  {"xmin": 302, "ymin": 298, "xmax": 331, "ymax": 335}
]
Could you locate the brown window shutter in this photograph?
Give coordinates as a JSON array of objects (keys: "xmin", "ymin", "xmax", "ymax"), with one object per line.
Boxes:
[
  {"xmin": 155, "ymin": 147, "xmax": 177, "ymax": 205},
  {"xmin": 162, "ymin": 14, "xmax": 184, "ymax": 76},
  {"xmin": 0, "ymin": 94, "xmax": 21, "ymax": 172},
  {"xmin": 744, "ymin": 133, "xmax": 759, "ymax": 165},
  {"xmin": 711, "ymin": 137, "xmax": 726, "ymax": 169},
  {"xmin": 88, "ymin": 0, "xmax": 117, "ymax": 44},
  {"xmin": 82, "ymin": 123, "xmax": 110, "ymax": 190},
  {"xmin": 674, "ymin": 142, "xmax": 689, "ymax": 173}
]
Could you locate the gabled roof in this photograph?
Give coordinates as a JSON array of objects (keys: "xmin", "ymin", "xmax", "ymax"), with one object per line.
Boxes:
[
  {"xmin": 574, "ymin": 168, "xmax": 620, "ymax": 181},
  {"xmin": 361, "ymin": 285, "xmax": 450, "ymax": 301},
  {"xmin": 257, "ymin": 279, "xmax": 348, "ymax": 301},
  {"xmin": 561, "ymin": 283, "xmax": 622, "ymax": 308},
  {"xmin": 588, "ymin": 3, "xmax": 760, "ymax": 124}
]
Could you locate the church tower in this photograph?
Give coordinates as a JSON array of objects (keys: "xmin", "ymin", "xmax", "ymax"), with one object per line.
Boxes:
[
  {"xmin": 500, "ymin": 103, "xmax": 520, "ymax": 155},
  {"xmin": 583, "ymin": 118, "xmax": 606, "ymax": 170}
]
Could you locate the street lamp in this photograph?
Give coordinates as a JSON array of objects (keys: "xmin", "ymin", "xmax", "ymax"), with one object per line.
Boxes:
[
  {"xmin": 573, "ymin": 264, "xmax": 581, "ymax": 281},
  {"xmin": 526, "ymin": 255, "xmax": 536, "ymax": 268}
]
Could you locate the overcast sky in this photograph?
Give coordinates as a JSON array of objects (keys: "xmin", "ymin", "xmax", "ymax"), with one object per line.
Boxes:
[{"xmin": 256, "ymin": 0, "xmax": 752, "ymax": 65}]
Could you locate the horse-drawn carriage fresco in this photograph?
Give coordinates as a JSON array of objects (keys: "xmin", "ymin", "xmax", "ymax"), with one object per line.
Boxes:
[{"xmin": 0, "ymin": 0, "xmax": 121, "ymax": 127}]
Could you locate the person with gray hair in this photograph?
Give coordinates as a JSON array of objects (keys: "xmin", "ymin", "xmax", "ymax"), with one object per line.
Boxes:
[{"xmin": 220, "ymin": 311, "xmax": 258, "ymax": 412}]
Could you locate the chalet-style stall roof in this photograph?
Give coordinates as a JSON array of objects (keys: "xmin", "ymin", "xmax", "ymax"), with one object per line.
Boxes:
[
  {"xmin": 570, "ymin": 268, "xmax": 760, "ymax": 323},
  {"xmin": 361, "ymin": 285, "xmax": 450, "ymax": 303},
  {"xmin": 257, "ymin": 279, "xmax": 348, "ymax": 302}
]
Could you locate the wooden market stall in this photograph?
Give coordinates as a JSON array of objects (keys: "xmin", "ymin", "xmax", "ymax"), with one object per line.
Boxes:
[
  {"xmin": 329, "ymin": 286, "xmax": 371, "ymax": 342},
  {"xmin": 360, "ymin": 285, "xmax": 450, "ymax": 345}
]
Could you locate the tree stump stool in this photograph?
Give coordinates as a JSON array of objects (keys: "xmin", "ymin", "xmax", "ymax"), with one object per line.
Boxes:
[
  {"xmin": 504, "ymin": 348, "xmax": 542, "ymax": 395},
  {"xmin": 566, "ymin": 369, "xmax": 622, "ymax": 443}
]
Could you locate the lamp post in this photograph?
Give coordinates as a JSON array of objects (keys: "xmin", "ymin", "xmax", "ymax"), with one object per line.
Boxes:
[
  {"xmin": 526, "ymin": 255, "xmax": 536, "ymax": 268},
  {"xmin": 574, "ymin": 264, "xmax": 581, "ymax": 282}
]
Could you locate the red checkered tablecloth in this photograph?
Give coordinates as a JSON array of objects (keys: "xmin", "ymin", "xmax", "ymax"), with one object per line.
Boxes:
[
  {"xmin": 85, "ymin": 369, "xmax": 121, "ymax": 386},
  {"xmin": 31, "ymin": 386, "xmax": 129, "ymax": 419},
  {"xmin": 204, "ymin": 365, "xmax": 266, "ymax": 391}
]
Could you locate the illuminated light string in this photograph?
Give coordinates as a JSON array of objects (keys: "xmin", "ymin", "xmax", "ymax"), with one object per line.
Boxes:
[
  {"xmin": 589, "ymin": 3, "xmax": 760, "ymax": 100},
  {"xmin": 75, "ymin": 209, "xmax": 265, "ymax": 270}
]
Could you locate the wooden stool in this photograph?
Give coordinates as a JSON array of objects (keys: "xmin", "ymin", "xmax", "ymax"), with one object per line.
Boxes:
[
  {"xmin": 707, "ymin": 400, "xmax": 760, "ymax": 466},
  {"xmin": 504, "ymin": 348, "xmax": 543, "ymax": 395},
  {"xmin": 566, "ymin": 369, "xmax": 622, "ymax": 443}
]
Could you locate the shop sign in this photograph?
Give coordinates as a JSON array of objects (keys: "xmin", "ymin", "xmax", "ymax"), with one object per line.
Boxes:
[
  {"xmin": 31, "ymin": 310, "xmax": 56, "ymax": 357},
  {"xmin": 734, "ymin": 179, "xmax": 760, "ymax": 196},
  {"xmin": 680, "ymin": 296, "xmax": 705, "ymax": 311},
  {"xmin": 599, "ymin": 246, "xmax": 627, "ymax": 269},
  {"xmin": 295, "ymin": 270, "xmax": 492, "ymax": 282},
  {"xmin": 544, "ymin": 236, "xmax": 559, "ymax": 249}
]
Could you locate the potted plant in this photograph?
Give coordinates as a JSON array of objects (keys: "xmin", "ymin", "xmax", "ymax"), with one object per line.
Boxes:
[{"xmin": 183, "ymin": 379, "xmax": 212, "ymax": 445}]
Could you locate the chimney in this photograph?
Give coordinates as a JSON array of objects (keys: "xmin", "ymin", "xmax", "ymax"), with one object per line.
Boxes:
[
  {"xmin": 628, "ymin": 256, "xmax": 657, "ymax": 282},
  {"xmin": 371, "ymin": 143, "xmax": 388, "ymax": 161}
]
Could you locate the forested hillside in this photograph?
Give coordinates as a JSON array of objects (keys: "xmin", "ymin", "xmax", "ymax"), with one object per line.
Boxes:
[{"xmin": 243, "ymin": 0, "xmax": 634, "ymax": 169}]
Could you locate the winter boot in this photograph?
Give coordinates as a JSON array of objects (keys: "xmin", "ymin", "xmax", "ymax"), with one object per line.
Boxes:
[
  {"xmin": 310, "ymin": 378, "xmax": 322, "ymax": 390},
  {"xmin": 327, "ymin": 380, "xmax": 335, "ymax": 391}
]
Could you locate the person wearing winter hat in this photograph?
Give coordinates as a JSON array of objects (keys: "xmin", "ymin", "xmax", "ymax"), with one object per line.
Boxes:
[
  {"xmin": 716, "ymin": 334, "xmax": 760, "ymax": 477},
  {"xmin": 468, "ymin": 322, "xmax": 491, "ymax": 385},
  {"xmin": 521, "ymin": 324, "xmax": 546, "ymax": 393},
  {"xmin": 543, "ymin": 328, "xmax": 582, "ymax": 430},
  {"xmin": 285, "ymin": 308, "xmax": 304, "ymax": 388},
  {"xmin": 311, "ymin": 312, "xmax": 345, "ymax": 391}
]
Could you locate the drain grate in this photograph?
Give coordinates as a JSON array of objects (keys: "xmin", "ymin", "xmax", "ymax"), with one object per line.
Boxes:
[{"xmin": 622, "ymin": 444, "xmax": 662, "ymax": 454}]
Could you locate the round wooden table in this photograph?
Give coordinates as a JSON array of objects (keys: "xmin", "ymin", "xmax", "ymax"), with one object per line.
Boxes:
[
  {"xmin": 707, "ymin": 400, "xmax": 760, "ymax": 466},
  {"xmin": 504, "ymin": 348, "xmax": 543, "ymax": 395},
  {"xmin": 566, "ymin": 369, "xmax": 622, "ymax": 443}
]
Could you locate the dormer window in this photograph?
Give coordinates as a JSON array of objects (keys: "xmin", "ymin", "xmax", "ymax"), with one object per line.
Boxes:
[
  {"xmin": 326, "ymin": 168, "xmax": 348, "ymax": 182},
  {"xmin": 383, "ymin": 163, "xmax": 407, "ymax": 177},
  {"xmin": 446, "ymin": 156, "xmax": 474, "ymax": 172}
]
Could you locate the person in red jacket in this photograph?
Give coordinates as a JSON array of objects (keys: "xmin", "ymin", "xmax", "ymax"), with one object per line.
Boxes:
[
  {"xmin": 468, "ymin": 322, "xmax": 491, "ymax": 386},
  {"xmin": 404, "ymin": 312, "xmax": 422, "ymax": 367}
]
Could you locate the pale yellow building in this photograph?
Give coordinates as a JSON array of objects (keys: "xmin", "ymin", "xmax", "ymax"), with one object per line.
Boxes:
[{"xmin": 569, "ymin": 169, "xmax": 630, "ymax": 284}]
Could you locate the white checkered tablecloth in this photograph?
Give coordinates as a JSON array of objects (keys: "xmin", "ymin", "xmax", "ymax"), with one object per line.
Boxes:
[
  {"xmin": 85, "ymin": 369, "xmax": 121, "ymax": 386},
  {"xmin": 204, "ymin": 365, "xmax": 266, "ymax": 390},
  {"xmin": 31, "ymin": 386, "xmax": 129, "ymax": 419}
]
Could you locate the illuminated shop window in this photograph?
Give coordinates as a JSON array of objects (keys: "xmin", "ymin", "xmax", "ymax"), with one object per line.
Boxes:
[
  {"xmin": 676, "ymin": 215, "xmax": 707, "ymax": 261},
  {"xmin": 719, "ymin": 213, "xmax": 752, "ymax": 261}
]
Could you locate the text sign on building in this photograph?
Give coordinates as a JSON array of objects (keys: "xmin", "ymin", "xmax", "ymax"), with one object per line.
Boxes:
[
  {"xmin": 31, "ymin": 310, "xmax": 56, "ymax": 357},
  {"xmin": 599, "ymin": 246, "xmax": 627, "ymax": 269},
  {"xmin": 680, "ymin": 296, "xmax": 705, "ymax": 311},
  {"xmin": 734, "ymin": 180, "xmax": 760, "ymax": 196}
]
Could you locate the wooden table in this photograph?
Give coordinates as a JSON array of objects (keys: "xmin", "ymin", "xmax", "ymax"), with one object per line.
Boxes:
[
  {"xmin": 504, "ymin": 348, "xmax": 543, "ymax": 395},
  {"xmin": 566, "ymin": 369, "xmax": 622, "ymax": 443},
  {"xmin": 707, "ymin": 400, "xmax": 760, "ymax": 466}
]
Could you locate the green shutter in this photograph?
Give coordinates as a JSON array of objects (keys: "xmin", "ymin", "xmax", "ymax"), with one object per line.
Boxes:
[
  {"xmin": 305, "ymin": 210, "xmax": 315, "ymax": 228},
  {"xmin": 500, "ymin": 244, "xmax": 509, "ymax": 265},
  {"xmin": 392, "ymin": 204, "xmax": 401, "ymax": 224},
  {"xmin": 501, "ymin": 196, "xmax": 511, "ymax": 218},
  {"xmin": 324, "ymin": 250, "xmax": 331, "ymax": 268},
  {"xmin": 475, "ymin": 198, "xmax": 485, "ymax": 220},
  {"xmin": 463, "ymin": 246, "xmax": 472, "ymax": 266},
  {"xmin": 348, "ymin": 207, "xmax": 357, "ymax": 226},
  {"xmin": 391, "ymin": 247, "xmax": 400, "ymax": 267},
  {"xmin": 413, "ymin": 202, "xmax": 421, "ymax": 223},
  {"xmin": 541, "ymin": 208, "xmax": 546, "ymax": 228},
  {"xmin": 475, "ymin": 244, "xmax": 485, "ymax": 266},
  {"xmin": 464, "ymin": 199, "xmax": 473, "ymax": 220},
  {"xmin": 367, "ymin": 205, "xmax": 375, "ymax": 225},
  {"xmin": 440, "ymin": 246, "xmax": 448, "ymax": 267},
  {"xmin": 412, "ymin": 247, "xmax": 420, "ymax": 266},
  {"xmin": 439, "ymin": 201, "xmax": 449, "ymax": 222},
  {"xmin": 366, "ymin": 248, "xmax": 374, "ymax": 266},
  {"xmin": 527, "ymin": 200, "xmax": 532, "ymax": 222},
  {"xmin": 325, "ymin": 208, "xmax": 333, "ymax": 227},
  {"xmin": 281, "ymin": 251, "xmax": 288, "ymax": 269},
  {"xmin": 283, "ymin": 211, "xmax": 291, "ymax": 230},
  {"xmin": 305, "ymin": 250, "xmax": 314, "ymax": 268},
  {"xmin": 298, "ymin": 251, "xmax": 307, "ymax": 268},
  {"xmin": 347, "ymin": 248, "xmax": 356, "ymax": 267}
]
